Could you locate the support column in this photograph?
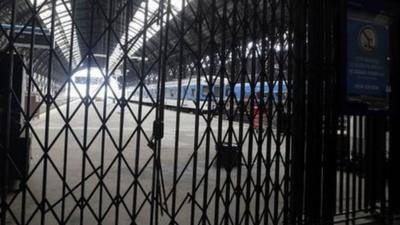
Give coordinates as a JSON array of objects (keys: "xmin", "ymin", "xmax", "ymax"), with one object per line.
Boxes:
[{"xmin": 389, "ymin": 3, "xmax": 400, "ymax": 214}]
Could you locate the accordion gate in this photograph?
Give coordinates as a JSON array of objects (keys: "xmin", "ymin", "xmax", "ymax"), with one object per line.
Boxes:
[{"xmin": 0, "ymin": 0, "xmax": 397, "ymax": 225}]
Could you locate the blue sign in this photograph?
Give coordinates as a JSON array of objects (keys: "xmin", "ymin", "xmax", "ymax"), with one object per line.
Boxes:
[{"xmin": 346, "ymin": 10, "xmax": 390, "ymax": 111}]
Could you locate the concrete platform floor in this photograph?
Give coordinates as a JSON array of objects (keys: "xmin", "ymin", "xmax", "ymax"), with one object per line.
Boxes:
[{"xmin": 5, "ymin": 99, "xmax": 288, "ymax": 225}]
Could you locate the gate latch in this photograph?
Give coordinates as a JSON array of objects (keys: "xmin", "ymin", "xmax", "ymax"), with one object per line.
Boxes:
[
  {"xmin": 148, "ymin": 120, "xmax": 164, "ymax": 150},
  {"xmin": 152, "ymin": 120, "xmax": 164, "ymax": 140}
]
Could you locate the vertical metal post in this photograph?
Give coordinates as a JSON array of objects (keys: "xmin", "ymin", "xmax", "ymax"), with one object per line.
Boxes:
[
  {"xmin": 202, "ymin": 0, "xmax": 216, "ymax": 223},
  {"xmin": 41, "ymin": 0, "xmax": 56, "ymax": 224},
  {"xmin": 190, "ymin": 1, "xmax": 202, "ymax": 224},
  {"xmin": 285, "ymin": 0, "xmax": 294, "ymax": 223},
  {"xmin": 115, "ymin": 0, "xmax": 128, "ymax": 223},
  {"xmin": 98, "ymin": 0, "xmax": 113, "ymax": 223},
  {"xmin": 274, "ymin": 0, "xmax": 286, "ymax": 223},
  {"xmin": 132, "ymin": 0, "xmax": 150, "ymax": 222},
  {"xmin": 233, "ymin": 0, "xmax": 245, "ymax": 224},
  {"xmin": 1, "ymin": 0, "xmax": 16, "ymax": 224},
  {"xmin": 265, "ymin": 0, "xmax": 276, "ymax": 223},
  {"xmin": 20, "ymin": 0, "xmax": 38, "ymax": 224},
  {"xmin": 62, "ymin": 0, "xmax": 77, "ymax": 223},
  {"xmin": 290, "ymin": 0, "xmax": 306, "ymax": 223},
  {"xmin": 305, "ymin": 0, "xmax": 324, "ymax": 223},
  {"xmin": 215, "ymin": 0, "xmax": 227, "ymax": 224},
  {"xmin": 170, "ymin": 1, "xmax": 186, "ymax": 223},
  {"xmin": 389, "ymin": 3, "xmax": 400, "ymax": 215},
  {"xmin": 151, "ymin": 0, "xmax": 170, "ymax": 224},
  {"xmin": 150, "ymin": 0, "xmax": 165, "ymax": 222},
  {"xmin": 321, "ymin": 1, "xmax": 340, "ymax": 223},
  {"xmin": 365, "ymin": 115, "xmax": 387, "ymax": 216},
  {"xmin": 254, "ymin": 0, "xmax": 264, "ymax": 223}
]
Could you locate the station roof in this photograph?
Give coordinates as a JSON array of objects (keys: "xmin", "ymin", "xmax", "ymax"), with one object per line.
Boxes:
[{"xmin": 0, "ymin": 0, "xmax": 282, "ymax": 83}]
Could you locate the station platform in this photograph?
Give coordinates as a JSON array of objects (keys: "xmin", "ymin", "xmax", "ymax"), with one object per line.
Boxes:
[{"xmin": 6, "ymin": 99, "xmax": 287, "ymax": 225}]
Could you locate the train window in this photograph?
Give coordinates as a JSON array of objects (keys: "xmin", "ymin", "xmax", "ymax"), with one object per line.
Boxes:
[
  {"xmin": 203, "ymin": 86, "xmax": 209, "ymax": 96},
  {"xmin": 74, "ymin": 76, "xmax": 103, "ymax": 85},
  {"xmin": 214, "ymin": 86, "xmax": 220, "ymax": 97},
  {"xmin": 75, "ymin": 76, "xmax": 87, "ymax": 84},
  {"xmin": 92, "ymin": 77, "xmax": 102, "ymax": 85},
  {"xmin": 191, "ymin": 88, "xmax": 195, "ymax": 98}
]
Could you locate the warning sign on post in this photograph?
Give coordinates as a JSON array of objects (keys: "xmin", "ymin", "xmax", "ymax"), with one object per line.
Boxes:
[{"xmin": 346, "ymin": 10, "xmax": 390, "ymax": 112}]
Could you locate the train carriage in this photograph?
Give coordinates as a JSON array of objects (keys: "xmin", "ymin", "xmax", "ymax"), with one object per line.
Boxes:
[{"xmin": 129, "ymin": 76, "xmax": 288, "ymax": 115}]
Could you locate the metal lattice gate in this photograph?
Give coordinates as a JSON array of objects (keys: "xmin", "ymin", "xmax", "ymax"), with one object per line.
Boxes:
[
  {"xmin": 0, "ymin": 0, "xmax": 296, "ymax": 224},
  {"xmin": 0, "ymin": 0, "xmax": 398, "ymax": 225}
]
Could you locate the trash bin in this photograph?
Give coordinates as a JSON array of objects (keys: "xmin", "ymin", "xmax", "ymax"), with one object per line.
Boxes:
[{"xmin": 216, "ymin": 143, "xmax": 240, "ymax": 171}]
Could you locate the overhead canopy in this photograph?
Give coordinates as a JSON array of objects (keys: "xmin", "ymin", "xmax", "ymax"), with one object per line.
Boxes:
[{"xmin": 0, "ymin": 0, "xmax": 287, "ymax": 83}]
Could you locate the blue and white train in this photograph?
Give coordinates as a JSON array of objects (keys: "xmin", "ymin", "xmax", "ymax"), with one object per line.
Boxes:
[{"xmin": 129, "ymin": 76, "xmax": 288, "ymax": 111}]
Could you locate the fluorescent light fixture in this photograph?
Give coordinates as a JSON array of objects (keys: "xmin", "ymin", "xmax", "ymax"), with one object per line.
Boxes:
[{"xmin": 93, "ymin": 53, "xmax": 108, "ymax": 58}]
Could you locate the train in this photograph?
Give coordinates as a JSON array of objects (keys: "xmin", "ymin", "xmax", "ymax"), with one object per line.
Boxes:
[
  {"xmin": 69, "ymin": 71, "xmax": 288, "ymax": 112},
  {"xmin": 69, "ymin": 67, "xmax": 121, "ymax": 101},
  {"xmin": 128, "ymin": 76, "xmax": 288, "ymax": 112}
]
